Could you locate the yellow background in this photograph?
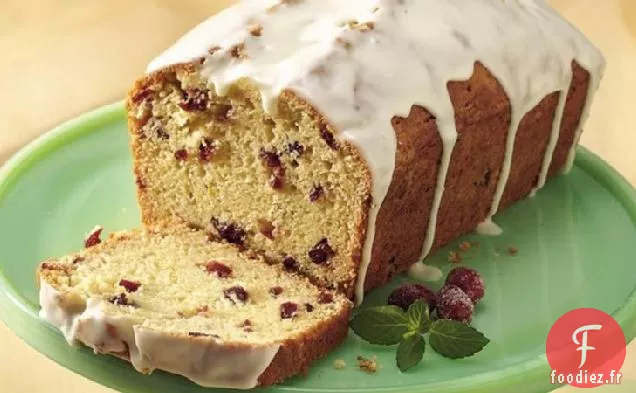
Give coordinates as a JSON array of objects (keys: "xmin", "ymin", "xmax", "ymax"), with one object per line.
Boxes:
[{"xmin": 0, "ymin": 0, "xmax": 634, "ymax": 392}]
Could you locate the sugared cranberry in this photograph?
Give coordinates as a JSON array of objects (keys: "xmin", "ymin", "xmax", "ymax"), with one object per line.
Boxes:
[
  {"xmin": 259, "ymin": 149, "xmax": 282, "ymax": 168},
  {"xmin": 180, "ymin": 89, "xmax": 209, "ymax": 111},
  {"xmin": 388, "ymin": 284, "xmax": 437, "ymax": 311},
  {"xmin": 84, "ymin": 226, "xmax": 103, "ymax": 248},
  {"xmin": 224, "ymin": 286, "xmax": 249, "ymax": 304},
  {"xmin": 109, "ymin": 293, "xmax": 132, "ymax": 306},
  {"xmin": 212, "ymin": 218, "xmax": 246, "ymax": 246},
  {"xmin": 287, "ymin": 141, "xmax": 305, "ymax": 156},
  {"xmin": 199, "ymin": 139, "xmax": 216, "ymax": 162},
  {"xmin": 283, "ymin": 256, "xmax": 299, "ymax": 272},
  {"xmin": 308, "ymin": 185, "xmax": 324, "ymax": 202},
  {"xmin": 436, "ymin": 284, "xmax": 474, "ymax": 324},
  {"xmin": 318, "ymin": 291, "xmax": 334, "ymax": 304},
  {"xmin": 175, "ymin": 149, "xmax": 188, "ymax": 161},
  {"xmin": 203, "ymin": 261, "xmax": 233, "ymax": 278},
  {"xmin": 119, "ymin": 279, "xmax": 141, "ymax": 293},
  {"xmin": 280, "ymin": 302, "xmax": 298, "ymax": 319},
  {"xmin": 305, "ymin": 303, "xmax": 315, "ymax": 312},
  {"xmin": 270, "ymin": 286, "xmax": 284, "ymax": 297},
  {"xmin": 319, "ymin": 124, "xmax": 338, "ymax": 150},
  {"xmin": 308, "ymin": 238, "xmax": 335, "ymax": 264},
  {"xmin": 445, "ymin": 267, "xmax": 485, "ymax": 304}
]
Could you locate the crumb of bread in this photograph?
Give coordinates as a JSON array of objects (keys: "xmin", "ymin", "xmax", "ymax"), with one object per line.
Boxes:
[
  {"xmin": 333, "ymin": 359, "xmax": 346, "ymax": 369},
  {"xmin": 357, "ymin": 356, "xmax": 378, "ymax": 373},
  {"xmin": 448, "ymin": 251, "xmax": 463, "ymax": 264},
  {"xmin": 508, "ymin": 246, "xmax": 518, "ymax": 256},
  {"xmin": 458, "ymin": 241, "xmax": 472, "ymax": 251}
]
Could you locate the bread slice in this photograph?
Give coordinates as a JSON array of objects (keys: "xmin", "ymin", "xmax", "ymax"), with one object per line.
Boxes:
[{"xmin": 36, "ymin": 226, "xmax": 351, "ymax": 388}]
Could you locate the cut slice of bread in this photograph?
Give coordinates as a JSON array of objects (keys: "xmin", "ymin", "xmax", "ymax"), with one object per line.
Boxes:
[{"xmin": 36, "ymin": 226, "xmax": 351, "ymax": 388}]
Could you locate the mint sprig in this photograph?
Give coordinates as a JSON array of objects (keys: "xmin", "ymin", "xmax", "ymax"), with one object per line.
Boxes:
[
  {"xmin": 428, "ymin": 320, "xmax": 490, "ymax": 359},
  {"xmin": 349, "ymin": 300, "xmax": 490, "ymax": 372}
]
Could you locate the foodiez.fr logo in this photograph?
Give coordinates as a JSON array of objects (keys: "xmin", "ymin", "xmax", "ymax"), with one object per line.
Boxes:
[{"xmin": 546, "ymin": 308, "xmax": 627, "ymax": 388}]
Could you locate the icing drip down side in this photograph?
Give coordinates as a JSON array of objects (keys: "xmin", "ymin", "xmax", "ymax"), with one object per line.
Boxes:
[
  {"xmin": 147, "ymin": 0, "xmax": 605, "ymax": 304},
  {"xmin": 38, "ymin": 280, "xmax": 279, "ymax": 389}
]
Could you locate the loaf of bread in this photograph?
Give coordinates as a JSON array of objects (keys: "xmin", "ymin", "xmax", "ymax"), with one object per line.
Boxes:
[
  {"xmin": 37, "ymin": 227, "xmax": 350, "ymax": 388},
  {"xmin": 127, "ymin": 0, "xmax": 605, "ymax": 305}
]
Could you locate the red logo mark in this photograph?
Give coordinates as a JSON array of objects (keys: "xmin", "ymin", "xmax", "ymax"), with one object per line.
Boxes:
[{"xmin": 546, "ymin": 308, "xmax": 626, "ymax": 388}]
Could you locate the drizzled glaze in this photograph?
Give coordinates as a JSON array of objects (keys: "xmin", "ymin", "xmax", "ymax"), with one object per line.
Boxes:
[
  {"xmin": 39, "ymin": 280, "xmax": 279, "ymax": 389},
  {"xmin": 148, "ymin": 0, "xmax": 605, "ymax": 304}
]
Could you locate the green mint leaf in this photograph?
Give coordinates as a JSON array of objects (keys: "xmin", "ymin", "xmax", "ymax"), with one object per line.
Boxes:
[
  {"xmin": 350, "ymin": 305, "xmax": 409, "ymax": 345},
  {"xmin": 429, "ymin": 320, "xmax": 490, "ymax": 359},
  {"xmin": 407, "ymin": 300, "xmax": 431, "ymax": 333},
  {"xmin": 396, "ymin": 332, "xmax": 426, "ymax": 372}
]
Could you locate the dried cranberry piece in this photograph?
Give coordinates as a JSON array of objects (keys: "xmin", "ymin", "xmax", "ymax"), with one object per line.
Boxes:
[
  {"xmin": 84, "ymin": 227, "xmax": 103, "ymax": 248},
  {"xmin": 436, "ymin": 284, "xmax": 474, "ymax": 324},
  {"xmin": 305, "ymin": 303, "xmax": 315, "ymax": 312},
  {"xmin": 259, "ymin": 149, "xmax": 282, "ymax": 168},
  {"xmin": 199, "ymin": 139, "xmax": 216, "ymax": 162},
  {"xmin": 319, "ymin": 124, "xmax": 338, "ymax": 150},
  {"xmin": 119, "ymin": 279, "xmax": 141, "ymax": 293},
  {"xmin": 131, "ymin": 88, "xmax": 152, "ymax": 104},
  {"xmin": 258, "ymin": 220, "xmax": 275, "ymax": 239},
  {"xmin": 242, "ymin": 319, "xmax": 253, "ymax": 332},
  {"xmin": 269, "ymin": 168, "xmax": 285, "ymax": 189},
  {"xmin": 308, "ymin": 185, "xmax": 324, "ymax": 202},
  {"xmin": 283, "ymin": 256, "xmax": 299, "ymax": 272},
  {"xmin": 211, "ymin": 218, "xmax": 246, "ymax": 246},
  {"xmin": 224, "ymin": 286, "xmax": 249, "ymax": 304},
  {"xmin": 308, "ymin": 238, "xmax": 335, "ymax": 264},
  {"xmin": 280, "ymin": 302, "xmax": 298, "ymax": 319},
  {"xmin": 109, "ymin": 293, "xmax": 132, "ymax": 306},
  {"xmin": 445, "ymin": 267, "xmax": 485, "ymax": 304},
  {"xmin": 175, "ymin": 149, "xmax": 188, "ymax": 161},
  {"xmin": 270, "ymin": 286, "xmax": 284, "ymax": 297},
  {"xmin": 388, "ymin": 284, "xmax": 437, "ymax": 311},
  {"xmin": 180, "ymin": 89, "xmax": 209, "ymax": 111},
  {"xmin": 286, "ymin": 141, "xmax": 305, "ymax": 156},
  {"xmin": 203, "ymin": 261, "xmax": 233, "ymax": 278},
  {"xmin": 318, "ymin": 291, "xmax": 334, "ymax": 304}
]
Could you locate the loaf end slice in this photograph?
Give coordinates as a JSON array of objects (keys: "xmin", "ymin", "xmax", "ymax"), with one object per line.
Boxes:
[{"xmin": 36, "ymin": 226, "xmax": 351, "ymax": 388}]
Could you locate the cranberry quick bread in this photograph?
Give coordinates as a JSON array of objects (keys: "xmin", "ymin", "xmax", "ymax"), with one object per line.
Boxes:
[
  {"xmin": 37, "ymin": 227, "xmax": 350, "ymax": 388},
  {"xmin": 127, "ymin": 0, "xmax": 605, "ymax": 303}
]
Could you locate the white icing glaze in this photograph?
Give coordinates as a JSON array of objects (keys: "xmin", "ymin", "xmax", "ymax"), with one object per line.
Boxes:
[
  {"xmin": 147, "ymin": 0, "xmax": 605, "ymax": 304},
  {"xmin": 476, "ymin": 219, "xmax": 504, "ymax": 237},
  {"xmin": 407, "ymin": 263, "xmax": 443, "ymax": 282},
  {"xmin": 38, "ymin": 280, "xmax": 279, "ymax": 389}
]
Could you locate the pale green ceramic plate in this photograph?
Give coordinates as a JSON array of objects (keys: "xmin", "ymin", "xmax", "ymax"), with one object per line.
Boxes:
[{"xmin": 1, "ymin": 102, "xmax": 635, "ymax": 393}]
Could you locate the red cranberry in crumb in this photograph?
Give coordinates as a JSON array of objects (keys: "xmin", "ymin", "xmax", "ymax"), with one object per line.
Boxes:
[
  {"xmin": 212, "ymin": 218, "xmax": 246, "ymax": 246},
  {"xmin": 308, "ymin": 185, "xmax": 324, "ymax": 202},
  {"xmin": 388, "ymin": 284, "xmax": 437, "ymax": 311},
  {"xmin": 204, "ymin": 261, "xmax": 233, "ymax": 278},
  {"xmin": 84, "ymin": 227, "xmax": 103, "ymax": 248},
  {"xmin": 179, "ymin": 89, "xmax": 209, "ymax": 111},
  {"xmin": 283, "ymin": 256, "xmax": 299, "ymax": 272},
  {"xmin": 109, "ymin": 293, "xmax": 132, "ymax": 306},
  {"xmin": 199, "ymin": 139, "xmax": 216, "ymax": 162},
  {"xmin": 445, "ymin": 267, "xmax": 485, "ymax": 304},
  {"xmin": 224, "ymin": 286, "xmax": 249, "ymax": 304},
  {"xmin": 269, "ymin": 169, "xmax": 285, "ymax": 189},
  {"xmin": 280, "ymin": 302, "xmax": 298, "ymax": 319},
  {"xmin": 270, "ymin": 286, "xmax": 284, "ymax": 297},
  {"xmin": 259, "ymin": 149, "xmax": 282, "ymax": 168},
  {"xmin": 305, "ymin": 303, "xmax": 315, "ymax": 312},
  {"xmin": 119, "ymin": 279, "xmax": 141, "ymax": 293},
  {"xmin": 175, "ymin": 149, "xmax": 188, "ymax": 161},
  {"xmin": 319, "ymin": 124, "xmax": 338, "ymax": 150},
  {"xmin": 318, "ymin": 291, "xmax": 334, "ymax": 304},
  {"xmin": 308, "ymin": 238, "xmax": 335, "ymax": 264},
  {"xmin": 436, "ymin": 285, "xmax": 474, "ymax": 324}
]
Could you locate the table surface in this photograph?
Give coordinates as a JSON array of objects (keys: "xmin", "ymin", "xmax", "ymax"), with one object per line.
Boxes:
[{"xmin": 0, "ymin": 1, "xmax": 635, "ymax": 392}]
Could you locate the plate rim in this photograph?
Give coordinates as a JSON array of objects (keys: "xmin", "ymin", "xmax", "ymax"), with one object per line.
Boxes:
[{"xmin": 0, "ymin": 100, "xmax": 635, "ymax": 393}]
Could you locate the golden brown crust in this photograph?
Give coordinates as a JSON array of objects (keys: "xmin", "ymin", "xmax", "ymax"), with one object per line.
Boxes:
[{"xmin": 364, "ymin": 61, "xmax": 590, "ymax": 291}]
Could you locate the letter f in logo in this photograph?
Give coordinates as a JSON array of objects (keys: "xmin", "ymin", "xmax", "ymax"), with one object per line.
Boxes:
[{"xmin": 572, "ymin": 324, "xmax": 602, "ymax": 368}]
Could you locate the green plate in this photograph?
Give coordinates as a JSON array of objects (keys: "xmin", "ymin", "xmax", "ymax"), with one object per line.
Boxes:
[{"xmin": 1, "ymin": 102, "xmax": 635, "ymax": 393}]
